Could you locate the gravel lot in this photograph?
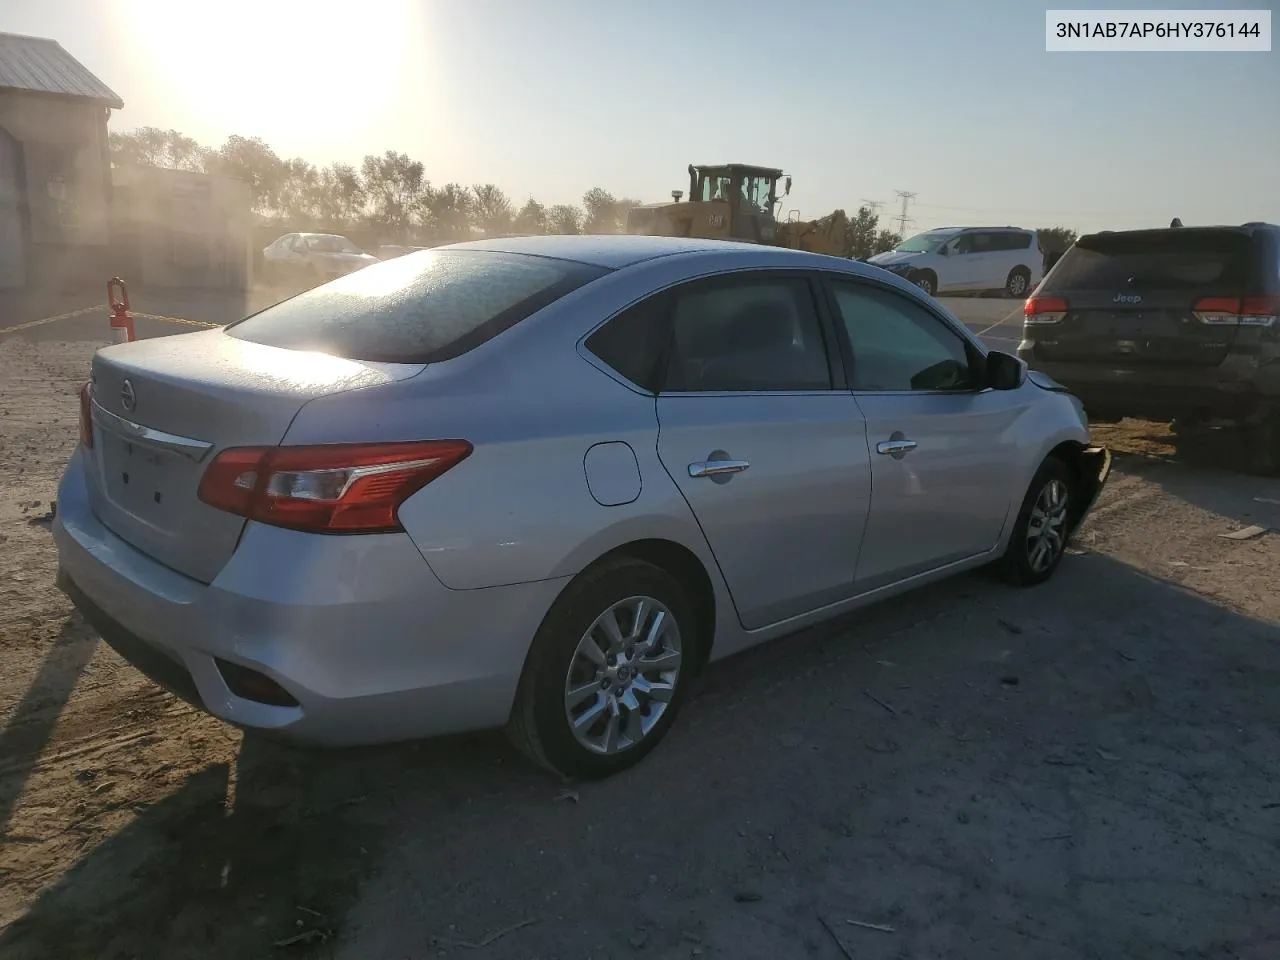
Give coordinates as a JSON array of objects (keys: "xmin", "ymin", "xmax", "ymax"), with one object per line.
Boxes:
[{"xmin": 0, "ymin": 294, "xmax": 1277, "ymax": 959}]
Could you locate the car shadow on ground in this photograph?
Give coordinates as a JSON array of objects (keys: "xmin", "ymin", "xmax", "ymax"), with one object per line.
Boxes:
[
  {"xmin": 0, "ymin": 618, "xmax": 99, "ymax": 834},
  {"xmin": 2, "ymin": 554, "xmax": 1279, "ymax": 960}
]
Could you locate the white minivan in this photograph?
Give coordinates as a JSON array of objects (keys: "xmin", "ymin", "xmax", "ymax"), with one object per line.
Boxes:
[{"xmin": 866, "ymin": 226, "xmax": 1044, "ymax": 298}]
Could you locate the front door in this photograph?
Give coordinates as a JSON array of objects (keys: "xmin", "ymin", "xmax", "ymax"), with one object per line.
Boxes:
[
  {"xmin": 655, "ymin": 272, "xmax": 872, "ymax": 629},
  {"xmin": 824, "ymin": 276, "xmax": 1024, "ymax": 590}
]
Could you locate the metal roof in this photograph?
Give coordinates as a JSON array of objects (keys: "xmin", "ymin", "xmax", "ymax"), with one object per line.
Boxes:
[{"xmin": 0, "ymin": 32, "xmax": 123, "ymax": 108}]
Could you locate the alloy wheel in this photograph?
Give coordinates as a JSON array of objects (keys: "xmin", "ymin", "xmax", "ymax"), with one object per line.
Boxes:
[
  {"xmin": 564, "ymin": 596, "xmax": 683, "ymax": 755},
  {"xmin": 1026, "ymin": 478, "xmax": 1069, "ymax": 573}
]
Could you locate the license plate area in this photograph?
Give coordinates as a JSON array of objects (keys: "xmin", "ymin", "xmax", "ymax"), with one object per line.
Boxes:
[{"xmin": 100, "ymin": 433, "xmax": 180, "ymax": 527}]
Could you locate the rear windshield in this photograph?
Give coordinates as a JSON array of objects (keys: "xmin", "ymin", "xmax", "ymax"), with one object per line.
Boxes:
[
  {"xmin": 228, "ymin": 250, "xmax": 609, "ymax": 363},
  {"xmin": 1047, "ymin": 232, "xmax": 1252, "ymax": 291}
]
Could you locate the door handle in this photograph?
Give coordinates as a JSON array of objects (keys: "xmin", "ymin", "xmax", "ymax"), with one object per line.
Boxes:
[
  {"xmin": 876, "ymin": 439, "xmax": 918, "ymax": 457},
  {"xmin": 688, "ymin": 459, "xmax": 750, "ymax": 478}
]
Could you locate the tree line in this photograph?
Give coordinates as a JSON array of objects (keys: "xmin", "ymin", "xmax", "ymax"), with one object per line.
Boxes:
[{"xmin": 108, "ymin": 126, "xmax": 1077, "ymax": 256}]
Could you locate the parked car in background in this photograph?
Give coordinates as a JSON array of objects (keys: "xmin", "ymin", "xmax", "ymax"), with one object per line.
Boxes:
[
  {"xmin": 262, "ymin": 233, "xmax": 379, "ymax": 285},
  {"xmin": 55, "ymin": 235, "xmax": 1109, "ymax": 779},
  {"xmin": 1019, "ymin": 222, "xmax": 1280, "ymax": 473},
  {"xmin": 867, "ymin": 226, "xmax": 1044, "ymax": 298}
]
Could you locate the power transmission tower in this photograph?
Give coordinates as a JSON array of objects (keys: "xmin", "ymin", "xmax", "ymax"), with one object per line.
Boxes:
[
  {"xmin": 893, "ymin": 190, "xmax": 917, "ymax": 236},
  {"xmin": 860, "ymin": 199, "xmax": 883, "ymax": 217}
]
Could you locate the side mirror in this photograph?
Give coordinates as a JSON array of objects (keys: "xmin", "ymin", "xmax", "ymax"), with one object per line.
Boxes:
[
  {"xmin": 784, "ymin": 176, "xmax": 792, "ymax": 196},
  {"xmin": 986, "ymin": 350, "xmax": 1026, "ymax": 391},
  {"xmin": 937, "ymin": 244, "xmax": 949, "ymax": 256}
]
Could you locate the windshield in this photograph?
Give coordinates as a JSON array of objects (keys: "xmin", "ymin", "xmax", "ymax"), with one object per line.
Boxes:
[
  {"xmin": 893, "ymin": 231, "xmax": 955, "ymax": 254},
  {"xmin": 227, "ymin": 250, "xmax": 608, "ymax": 363},
  {"xmin": 308, "ymin": 235, "xmax": 363, "ymax": 255},
  {"xmin": 740, "ymin": 175, "xmax": 775, "ymax": 215}
]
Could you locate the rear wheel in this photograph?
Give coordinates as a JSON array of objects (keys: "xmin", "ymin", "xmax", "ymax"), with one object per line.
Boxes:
[
  {"xmin": 507, "ymin": 558, "xmax": 696, "ymax": 779},
  {"xmin": 1240, "ymin": 414, "xmax": 1280, "ymax": 476},
  {"xmin": 1005, "ymin": 267, "xmax": 1031, "ymax": 298},
  {"xmin": 911, "ymin": 270, "xmax": 937, "ymax": 297},
  {"xmin": 997, "ymin": 457, "xmax": 1073, "ymax": 587}
]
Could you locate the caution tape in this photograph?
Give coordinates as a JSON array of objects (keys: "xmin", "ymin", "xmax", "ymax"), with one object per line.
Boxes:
[
  {"xmin": 973, "ymin": 306, "xmax": 1026, "ymax": 338},
  {"xmin": 0, "ymin": 305, "xmax": 99, "ymax": 336},
  {"xmin": 131, "ymin": 311, "xmax": 219, "ymax": 328},
  {"xmin": 0, "ymin": 306, "xmax": 219, "ymax": 337}
]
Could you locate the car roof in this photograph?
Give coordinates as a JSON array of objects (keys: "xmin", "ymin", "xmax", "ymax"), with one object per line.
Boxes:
[
  {"xmin": 929, "ymin": 226, "xmax": 1032, "ymax": 234},
  {"xmin": 1080, "ymin": 223, "xmax": 1279, "ymax": 243},
  {"xmin": 443, "ymin": 234, "xmax": 835, "ymax": 269}
]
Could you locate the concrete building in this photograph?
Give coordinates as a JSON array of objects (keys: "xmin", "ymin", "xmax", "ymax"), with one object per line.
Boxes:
[
  {"xmin": 112, "ymin": 165, "xmax": 253, "ymax": 289},
  {"xmin": 0, "ymin": 32, "xmax": 121, "ymax": 290}
]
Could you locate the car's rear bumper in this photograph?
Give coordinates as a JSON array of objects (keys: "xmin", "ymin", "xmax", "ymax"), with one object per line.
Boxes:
[
  {"xmin": 52, "ymin": 447, "xmax": 565, "ymax": 747},
  {"xmin": 1017, "ymin": 347, "xmax": 1274, "ymax": 421}
]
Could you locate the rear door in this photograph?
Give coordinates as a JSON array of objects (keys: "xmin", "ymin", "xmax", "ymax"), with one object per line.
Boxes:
[
  {"xmin": 654, "ymin": 271, "xmax": 872, "ymax": 630},
  {"xmin": 1030, "ymin": 230, "xmax": 1252, "ymax": 366}
]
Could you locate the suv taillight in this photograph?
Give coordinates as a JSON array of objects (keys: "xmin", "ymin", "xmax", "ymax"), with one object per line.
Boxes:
[
  {"xmin": 197, "ymin": 440, "xmax": 472, "ymax": 534},
  {"xmin": 1193, "ymin": 295, "xmax": 1280, "ymax": 327},
  {"xmin": 78, "ymin": 382, "xmax": 94, "ymax": 449},
  {"xmin": 1023, "ymin": 296, "xmax": 1067, "ymax": 325}
]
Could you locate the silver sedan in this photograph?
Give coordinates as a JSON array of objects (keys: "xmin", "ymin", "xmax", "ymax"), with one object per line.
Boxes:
[{"xmin": 54, "ymin": 235, "xmax": 1110, "ymax": 779}]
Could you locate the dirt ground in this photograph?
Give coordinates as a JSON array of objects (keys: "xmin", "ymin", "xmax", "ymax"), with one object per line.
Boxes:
[{"xmin": 1, "ymin": 309, "xmax": 1278, "ymax": 959}]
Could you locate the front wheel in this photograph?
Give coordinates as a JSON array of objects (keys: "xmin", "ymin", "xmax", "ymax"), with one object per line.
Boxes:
[
  {"xmin": 1240, "ymin": 415, "xmax": 1280, "ymax": 476},
  {"xmin": 507, "ymin": 558, "xmax": 696, "ymax": 779},
  {"xmin": 997, "ymin": 457, "xmax": 1073, "ymax": 587},
  {"xmin": 910, "ymin": 270, "xmax": 937, "ymax": 297},
  {"xmin": 1005, "ymin": 267, "xmax": 1031, "ymax": 298}
]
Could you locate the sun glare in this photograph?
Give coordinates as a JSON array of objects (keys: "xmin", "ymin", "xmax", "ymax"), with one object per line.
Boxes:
[{"xmin": 113, "ymin": 0, "xmax": 430, "ymax": 159}]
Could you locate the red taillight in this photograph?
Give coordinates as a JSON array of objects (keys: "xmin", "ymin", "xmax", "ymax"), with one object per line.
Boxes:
[
  {"xmin": 1024, "ymin": 296, "xmax": 1068, "ymax": 324},
  {"xmin": 197, "ymin": 440, "xmax": 473, "ymax": 534},
  {"xmin": 78, "ymin": 382, "xmax": 94, "ymax": 449},
  {"xmin": 1193, "ymin": 295, "xmax": 1279, "ymax": 327}
]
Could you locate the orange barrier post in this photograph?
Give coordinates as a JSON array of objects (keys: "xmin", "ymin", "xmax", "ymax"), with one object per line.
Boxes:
[{"xmin": 107, "ymin": 277, "xmax": 136, "ymax": 344}]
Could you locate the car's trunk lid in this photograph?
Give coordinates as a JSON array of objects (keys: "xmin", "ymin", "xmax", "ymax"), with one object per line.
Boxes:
[
  {"xmin": 1031, "ymin": 230, "xmax": 1251, "ymax": 366},
  {"xmin": 86, "ymin": 329, "xmax": 424, "ymax": 583}
]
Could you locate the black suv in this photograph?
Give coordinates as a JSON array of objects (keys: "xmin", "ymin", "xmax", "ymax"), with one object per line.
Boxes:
[{"xmin": 1018, "ymin": 223, "xmax": 1280, "ymax": 473}]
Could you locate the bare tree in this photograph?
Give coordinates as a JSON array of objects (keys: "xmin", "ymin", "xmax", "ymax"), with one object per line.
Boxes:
[
  {"xmin": 873, "ymin": 229, "xmax": 901, "ymax": 255},
  {"xmin": 361, "ymin": 150, "xmax": 427, "ymax": 238},
  {"xmin": 109, "ymin": 127, "xmax": 210, "ymax": 172},
  {"xmin": 513, "ymin": 198, "xmax": 547, "ymax": 235},
  {"xmin": 277, "ymin": 158, "xmax": 320, "ymax": 224},
  {"xmin": 546, "ymin": 204, "xmax": 583, "ymax": 235},
  {"xmin": 316, "ymin": 163, "xmax": 367, "ymax": 227},
  {"xmin": 427, "ymin": 183, "xmax": 474, "ymax": 241},
  {"xmin": 208, "ymin": 135, "xmax": 284, "ymax": 214},
  {"xmin": 472, "ymin": 184, "xmax": 513, "ymax": 236},
  {"xmin": 582, "ymin": 187, "xmax": 618, "ymax": 233}
]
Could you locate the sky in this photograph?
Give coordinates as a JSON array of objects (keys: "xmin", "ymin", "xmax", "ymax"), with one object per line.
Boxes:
[{"xmin": 3, "ymin": 0, "xmax": 1277, "ymax": 235}]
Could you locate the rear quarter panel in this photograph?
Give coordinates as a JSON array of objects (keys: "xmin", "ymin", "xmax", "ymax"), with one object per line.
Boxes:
[{"xmin": 279, "ymin": 259, "xmax": 732, "ymax": 594}]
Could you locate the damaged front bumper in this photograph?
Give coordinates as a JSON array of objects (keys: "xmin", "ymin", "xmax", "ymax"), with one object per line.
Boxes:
[{"xmin": 1071, "ymin": 445, "xmax": 1112, "ymax": 531}]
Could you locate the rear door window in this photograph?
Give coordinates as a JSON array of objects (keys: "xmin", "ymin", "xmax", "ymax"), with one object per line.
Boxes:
[
  {"xmin": 585, "ymin": 295, "xmax": 670, "ymax": 393},
  {"xmin": 1046, "ymin": 232, "xmax": 1251, "ymax": 291},
  {"xmin": 227, "ymin": 250, "xmax": 608, "ymax": 363},
  {"xmin": 662, "ymin": 275, "xmax": 832, "ymax": 392}
]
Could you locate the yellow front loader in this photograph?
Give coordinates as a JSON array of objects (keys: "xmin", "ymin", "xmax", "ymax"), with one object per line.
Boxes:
[{"xmin": 625, "ymin": 163, "xmax": 848, "ymax": 258}]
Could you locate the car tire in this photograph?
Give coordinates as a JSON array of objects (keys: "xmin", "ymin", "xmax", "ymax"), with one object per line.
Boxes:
[
  {"xmin": 997, "ymin": 456, "xmax": 1073, "ymax": 587},
  {"xmin": 910, "ymin": 270, "xmax": 937, "ymax": 297},
  {"xmin": 506, "ymin": 557, "xmax": 697, "ymax": 780},
  {"xmin": 1241, "ymin": 415, "xmax": 1280, "ymax": 476},
  {"xmin": 1005, "ymin": 267, "xmax": 1031, "ymax": 298}
]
